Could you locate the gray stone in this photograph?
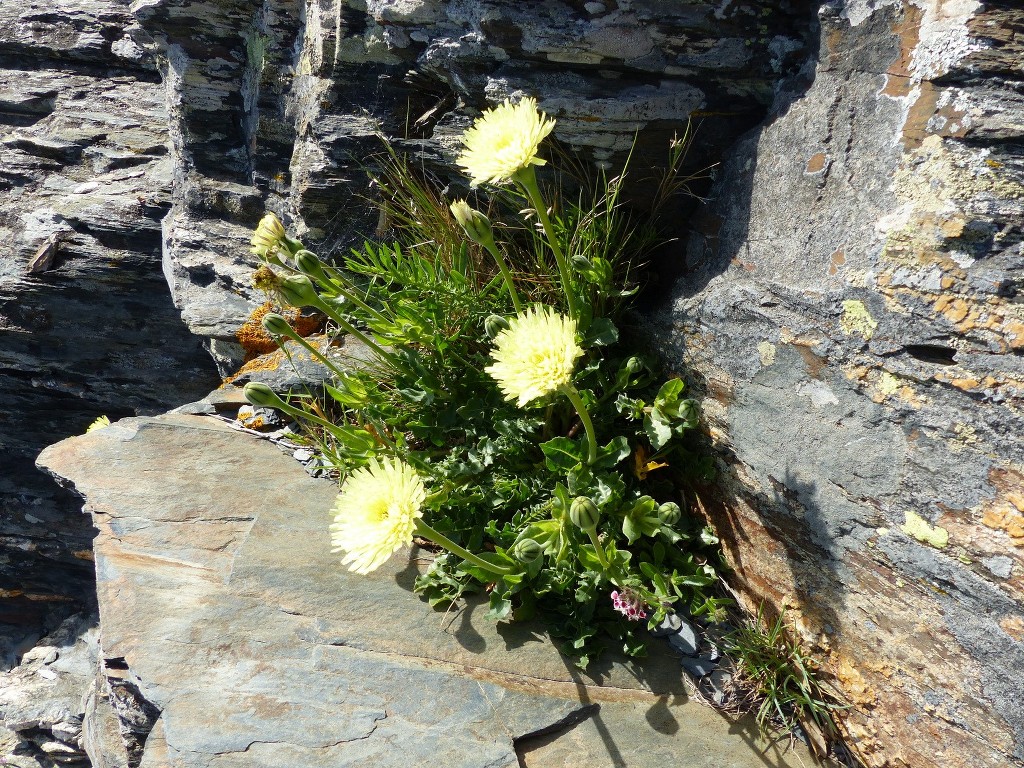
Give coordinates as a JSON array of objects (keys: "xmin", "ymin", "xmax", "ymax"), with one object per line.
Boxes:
[
  {"xmin": 699, "ymin": 669, "xmax": 733, "ymax": 708},
  {"xmin": 649, "ymin": 612, "xmax": 682, "ymax": 637},
  {"xmin": 38, "ymin": 414, "xmax": 811, "ymax": 768},
  {"xmin": 681, "ymin": 657, "xmax": 718, "ymax": 679},
  {"xmin": 982, "ymin": 556, "xmax": 1014, "ymax": 580},
  {"xmin": 0, "ymin": 0, "xmax": 220, "ymax": 675},
  {"xmin": 0, "ymin": 612, "xmax": 96, "ymax": 764},
  {"xmin": 666, "ymin": 618, "xmax": 700, "ymax": 656}
]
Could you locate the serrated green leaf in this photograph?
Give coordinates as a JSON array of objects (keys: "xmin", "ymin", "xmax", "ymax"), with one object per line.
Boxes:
[
  {"xmin": 541, "ymin": 437, "xmax": 585, "ymax": 472},
  {"xmin": 592, "ymin": 436, "xmax": 630, "ymax": 470}
]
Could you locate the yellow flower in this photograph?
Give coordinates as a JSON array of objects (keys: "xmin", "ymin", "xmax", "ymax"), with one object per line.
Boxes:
[
  {"xmin": 86, "ymin": 415, "xmax": 110, "ymax": 433},
  {"xmin": 250, "ymin": 212, "xmax": 286, "ymax": 258},
  {"xmin": 329, "ymin": 458, "xmax": 426, "ymax": 574},
  {"xmin": 456, "ymin": 97, "xmax": 556, "ymax": 186},
  {"xmin": 485, "ymin": 305, "xmax": 582, "ymax": 407}
]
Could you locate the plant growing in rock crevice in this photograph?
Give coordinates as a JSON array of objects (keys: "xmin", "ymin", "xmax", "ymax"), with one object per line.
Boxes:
[{"xmin": 242, "ymin": 97, "xmax": 725, "ymax": 666}]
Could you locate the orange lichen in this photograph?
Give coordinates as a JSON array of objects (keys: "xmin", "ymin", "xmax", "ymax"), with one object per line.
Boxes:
[
  {"xmin": 979, "ymin": 467, "xmax": 1024, "ymax": 545},
  {"xmin": 835, "ymin": 658, "xmax": 877, "ymax": 707},
  {"xmin": 236, "ymin": 302, "xmax": 325, "ymax": 361}
]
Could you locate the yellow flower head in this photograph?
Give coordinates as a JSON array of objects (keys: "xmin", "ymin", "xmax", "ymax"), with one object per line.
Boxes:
[
  {"xmin": 86, "ymin": 415, "xmax": 111, "ymax": 433},
  {"xmin": 250, "ymin": 212, "xmax": 286, "ymax": 258},
  {"xmin": 329, "ymin": 458, "xmax": 426, "ymax": 574},
  {"xmin": 485, "ymin": 305, "xmax": 582, "ymax": 407},
  {"xmin": 456, "ymin": 97, "xmax": 556, "ymax": 187}
]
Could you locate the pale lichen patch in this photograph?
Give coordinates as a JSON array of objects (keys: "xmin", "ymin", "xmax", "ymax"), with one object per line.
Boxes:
[
  {"xmin": 901, "ymin": 511, "xmax": 950, "ymax": 549},
  {"xmin": 841, "ymin": 300, "xmax": 878, "ymax": 340}
]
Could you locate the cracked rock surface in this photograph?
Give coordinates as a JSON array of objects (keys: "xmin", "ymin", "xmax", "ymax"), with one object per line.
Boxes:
[
  {"xmin": 657, "ymin": 1, "xmax": 1024, "ymax": 766},
  {"xmin": 37, "ymin": 414, "xmax": 808, "ymax": 768}
]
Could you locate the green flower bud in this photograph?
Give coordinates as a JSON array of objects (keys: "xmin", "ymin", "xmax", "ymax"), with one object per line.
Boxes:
[
  {"xmin": 242, "ymin": 382, "xmax": 286, "ymax": 410},
  {"xmin": 658, "ymin": 502, "xmax": 682, "ymax": 526},
  {"xmin": 484, "ymin": 314, "xmax": 511, "ymax": 339},
  {"xmin": 450, "ymin": 200, "xmax": 495, "ymax": 248},
  {"xmin": 261, "ymin": 312, "xmax": 293, "ymax": 338},
  {"xmin": 571, "ymin": 255, "xmax": 593, "ymax": 271},
  {"xmin": 511, "ymin": 538, "xmax": 543, "ymax": 564},
  {"xmin": 625, "ymin": 356, "xmax": 643, "ymax": 374},
  {"xmin": 569, "ymin": 496, "xmax": 600, "ymax": 532},
  {"xmin": 294, "ymin": 249, "xmax": 327, "ymax": 281},
  {"xmin": 278, "ymin": 274, "xmax": 320, "ymax": 308}
]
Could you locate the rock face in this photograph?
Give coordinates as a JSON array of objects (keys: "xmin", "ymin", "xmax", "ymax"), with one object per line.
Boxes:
[
  {"xmin": 131, "ymin": 0, "xmax": 820, "ymax": 370},
  {"xmin": 0, "ymin": 0, "xmax": 219, "ymax": 669},
  {"xmin": 662, "ymin": 1, "xmax": 1024, "ymax": 766},
  {"xmin": 37, "ymin": 415, "xmax": 810, "ymax": 768},
  {"xmin": 6, "ymin": 0, "xmax": 1024, "ymax": 765}
]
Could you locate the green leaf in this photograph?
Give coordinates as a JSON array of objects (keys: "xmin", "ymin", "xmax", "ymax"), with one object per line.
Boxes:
[
  {"xmin": 655, "ymin": 378, "xmax": 685, "ymax": 403},
  {"xmin": 398, "ymin": 387, "xmax": 434, "ymax": 404},
  {"xmin": 622, "ymin": 496, "xmax": 661, "ymax": 543},
  {"xmin": 583, "ymin": 317, "xmax": 618, "ymax": 347},
  {"xmin": 486, "ymin": 591, "xmax": 513, "ymax": 621},
  {"xmin": 541, "ymin": 437, "xmax": 585, "ymax": 472},
  {"xmin": 700, "ymin": 526, "xmax": 720, "ymax": 546},
  {"xmin": 644, "ymin": 412, "xmax": 673, "ymax": 450},
  {"xmin": 592, "ymin": 436, "xmax": 630, "ymax": 470},
  {"xmin": 622, "ymin": 515, "xmax": 642, "ymax": 545},
  {"xmin": 324, "ymin": 377, "xmax": 369, "ymax": 407},
  {"xmin": 324, "ymin": 424, "xmax": 377, "ymax": 453},
  {"xmin": 577, "ymin": 544, "xmax": 603, "ymax": 571}
]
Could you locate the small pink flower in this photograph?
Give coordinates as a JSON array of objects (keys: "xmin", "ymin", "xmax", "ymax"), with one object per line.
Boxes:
[{"xmin": 611, "ymin": 588, "xmax": 648, "ymax": 621}]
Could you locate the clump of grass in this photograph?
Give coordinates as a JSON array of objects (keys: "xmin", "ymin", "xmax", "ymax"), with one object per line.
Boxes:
[{"xmin": 726, "ymin": 604, "xmax": 850, "ymax": 758}]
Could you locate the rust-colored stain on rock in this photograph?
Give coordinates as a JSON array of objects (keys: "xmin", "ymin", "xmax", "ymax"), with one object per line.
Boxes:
[
  {"xmin": 882, "ymin": 3, "xmax": 922, "ymax": 99},
  {"xmin": 805, "ymin": 152, "xmax": 827, "ymax": 173},
  {"xmin": 828, "ymin": 248, "xmax": 845, "ymax": 275}
]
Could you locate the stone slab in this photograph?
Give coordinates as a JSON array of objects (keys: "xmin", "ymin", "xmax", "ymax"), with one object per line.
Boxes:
[{"xmin": 38, "ymin": 414, "xmax": 809, "ymax": 768}]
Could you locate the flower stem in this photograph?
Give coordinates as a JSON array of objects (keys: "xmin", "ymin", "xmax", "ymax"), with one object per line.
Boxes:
[
  {"xmin": 308, "ymin": 294, "xmax": 399, "ymax": 366},
  {"xmin": 482, "ymin": 241, "xmax": 523, "ymax": 313},
  {"xmin": 414, "ymin": 520, "xmax": 512, "ymax": 575},
  {"xmin": 561, "ymin": 384, "xmax": 598, "ymax": 465},
  {"xmin": 514, "ymin": 167, "xmax": 579, "ymax": 320},
  {"xmin": 274, "ymin": 328, "xmax": 351, "ymax": 383},
  {"xmin": 585, "ymin": 528, "xmax": 610, "ymax": 570}
]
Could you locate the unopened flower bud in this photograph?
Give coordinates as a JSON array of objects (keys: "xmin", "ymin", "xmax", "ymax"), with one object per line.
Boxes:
[
  {"xmin": 658, "ymin": 502, "xmax": 681, "ymax": 526},
  {"xmin": 243, "ymin": 382, "xmax": 286, "ymax": 410},
  {"xmin": 625, "ymin": 356, "xmax": 643, "ymax": 374},
  {"xmin": 250, "ymin": 213, "xmax": 286, "ymax": 258},
  {"xmin": 261, "ymin": 312, "xmax": 293, "ymax": 338},
  {"xmin": 484, "ymin": 314, "xmax": 511, "ymax": 339},
  {"xmin": 278, "ymin": 274, "xmax": 320, "ymax": 308},
  {"xmin": 294, "ymin": 249, "xmax": 327, "ymax": 281},
  {"xmin": 450, "ymin": 200, "xmax": 495, "ymax": 248},
  {"xmin": 512, "ymin": 538, "xmax": 543, "ymax": 564},
  {"xmin": 569, "ymin": 496, "xmax": 600, "ymax": 532}
]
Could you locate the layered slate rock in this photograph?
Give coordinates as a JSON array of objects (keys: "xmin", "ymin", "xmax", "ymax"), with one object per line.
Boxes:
[
  {"xmin": 127, "ymin": 0, "xmax": 820, "ymax": 370},
  {"xmin": 661, "ymin": 1, "xmax": 1024, "ymax": 766},
  {"xmin": 38, "ymin": 414, "xmax": 808, "ymax": 768},
  {"xmin": 0, "ymin": 0, "xmax": 218, "ymax": 667}
]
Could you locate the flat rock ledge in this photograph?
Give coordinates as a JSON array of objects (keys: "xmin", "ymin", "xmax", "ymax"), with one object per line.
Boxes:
[{"xmin": 37, "ymin": 414, "xmax": 809, "ymax": 768}]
